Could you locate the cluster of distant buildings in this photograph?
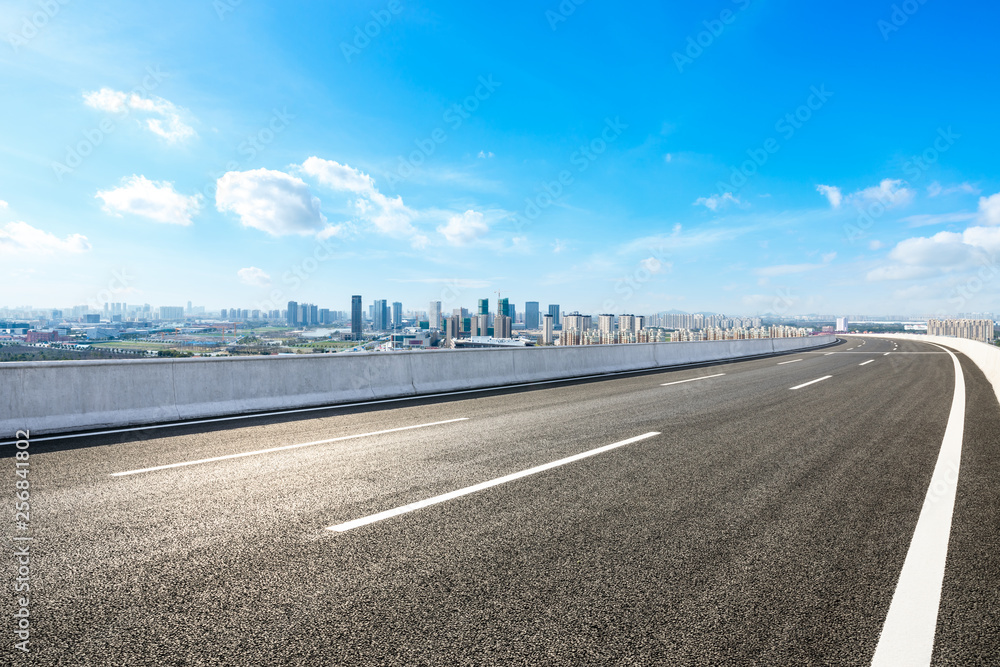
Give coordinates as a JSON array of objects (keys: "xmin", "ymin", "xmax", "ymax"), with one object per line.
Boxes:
[
  {"xmin": 5, "ymin": 298, "xmax": 995, "ymax": 351},
  {"xmin": 927, "ymin": 318, "xmax": 995, "ymax": 344}
]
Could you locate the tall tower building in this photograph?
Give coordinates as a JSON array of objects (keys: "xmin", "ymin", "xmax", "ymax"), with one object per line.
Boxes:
[
  {"xmin": 548, "ymin": 304, "xmax": 561, "ymax": 328},
  {"xmin": 287, "ymin": 301, "xmax": 298, "ymax": 326},
  {"xmin": 373, "ymin": 299, "xmax": 388, "ymax": 331},
  {"xmin": 351, "ymin": 295, "xmax": 362, "ymax": 340},
  {"xmin": 543, "ymin": 314, "xmax": 554, "ymax": 344},
  {"xmin": 495, "ymin": 315, "xmax": 512, "ymax": 339},
  {"xmin": 477, "ymin": 298, "xmax": 489, "ymax": 316},
  {"xmin": 598, "ymin": 314, "xmax": 615, "ymax": 334},
  {"xmin": 525, "ymin": 302, "xmax": 540, "ymax": 329},
  {"xmin": 392, "ymin": 302, "xmax": 403, "ymax": 330},
  {"xmin": 429, "ymin": 301, "xmax": 442, "ymax": 329}
]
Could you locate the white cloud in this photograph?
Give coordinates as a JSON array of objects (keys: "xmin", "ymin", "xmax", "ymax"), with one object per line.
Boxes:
[
  {"xmin": 83, "ymin": 88, "xmax": 196, "ymax": 142},
  {"xmin": 927, "ymin": 181, "xmax": 979, "ymax": 197},
  {"xmin": 96, "ymin": 175, "xmax": 201, "ymax": 225},
  {"xmin": 83, "ymin": 88, "xmax": 128, "ymax": 113},
  {"xmin": 816, "ymin": 184, "xmax": 842, "ymax": 208},
  {"xmin": 869, "ymin": 240, "xmax": 883, "ymax": 250},
  {"xmin": 0, "ymin": 221, "xmax": 91, "ymax": 256},
  {"xmin": 552, "ymin": 239, "xmax": 568, "ymax": 253},
  {"xmin": 477, "ymin": 150, "xmax": 495, "ymax": 159},
  {"xmin": 754, "ymin": 252, "xmax": 835, "ymax": 277},
  {"xmin": 438, "ymin": 209, "xmax": 489, "ymax": 245},
  {"xmin": 639, "ymin": 257, "xmax": 670, "ymax": 274},
  {"xmin": 849, "ymin": 178, "xmax": 914, "ymax": 209},
  {"xmin": 978, "ymin": 192, "xmax": 1000, "ymax": 225},
  {"xmin": 0, "ymin": 200, "xmax": 8, "ymax": 209},
  {"xmin": 867, "ymin": 226, "xmax": 1000, "ymax": 281},
  {"xmin": 301, "ymin": 157, "xmax": 423, "ymax": 244},
  {"xmin": 237, "ymin": 267, "xmax": 271, "ymax": 287},
  {"xmin": 901, "ymin": 212, "xmax": 976, "ymax": 227},
  {"xmin": 693, "ymin": 192, "xmax": 744, "ymax": 211},
  {"xmin": 301, "ymin": 157, "xmax": 375, "ymax": 194},
  {"xmin": 216, "ymin": 168, "xmax": 329, "ymax": 237}
]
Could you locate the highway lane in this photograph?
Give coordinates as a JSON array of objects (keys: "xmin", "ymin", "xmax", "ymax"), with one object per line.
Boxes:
[{"xmin": 4, "ymin": 335, "xmax": 997, "ymax": 664}]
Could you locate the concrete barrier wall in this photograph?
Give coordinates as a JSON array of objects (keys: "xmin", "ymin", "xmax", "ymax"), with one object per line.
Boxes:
[
  {"xmin": 1, "ymin": 335, "xmax": 836, "ymax": 436},
  {"xmin": 863, "ymin": 333, "xmax": 1000, "ymax": 406}
]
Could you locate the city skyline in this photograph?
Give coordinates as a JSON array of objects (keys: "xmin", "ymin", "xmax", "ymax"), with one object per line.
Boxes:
[{"xmin": 3, "ymin": 2, "xmax": 1000, "ymax": 316}]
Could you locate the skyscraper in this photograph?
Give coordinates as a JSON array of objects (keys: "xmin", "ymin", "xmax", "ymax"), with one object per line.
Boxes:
[
  {"xmin": 429, "ymin": 301, "xmax": 442, "ymax": 329},
  {"xmin": 351, "ymin": 295, "xmax": 362, "ymax": 340},
  {"xmin": 543, "ymin": 314, "xmax": 554, "ymax": 344},
  {"xmin": 392, "ymin": 301, "xmax": 403, "ymax": 330},
  {"xmin": 374, "ymin": 299, "xmax": 388, "ymax": 331},
  {"xmin": 477, "ymin": 298, "xmax": 489, "ymax": 316},
  {"xmin": 525, "ymin": 301, "xmax": 540, "ymax": 329},
  {"xmin": 548, "ymin": 304, "xmax": 561, "ymax": 328},
  {"xmin": 498, "ymin": 297, "xmax": 509, "ymax": 319},
  {"xmin": 287, "ymin": 301, "xmax": 298, "ymax": 326}
]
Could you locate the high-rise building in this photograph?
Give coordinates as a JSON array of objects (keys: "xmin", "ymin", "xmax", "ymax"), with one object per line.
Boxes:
[
  {"xmin": 598, "ymin": 314, "xmax": 614, "ymax": 334},
  {"xmin": 477, "ymin": 299, "xmax": 490, "ymax": 316},
  {"xmin": 543, "ymin": 314, "xmax": 554, "ymax": 344},
  {"xmin": 835, "ymin": 316, "xmax": 849, "ymax": 333},
  {"xmin": 159, "ymin": 306, "xmax": 185, "ymax": 320},
  {"xmin": 548, "ymin": 304, "xmax": 561, "ymax": 328},
  {"xmin": 445, "ymin": 316, "xmax": 459, "ymax": 342},
  {"xmin": 392, "ymin": 302, "xmax": 403, "ymax": 330},
  {"xmin": 373, "ymin": 299, "xmax": 389, "ymax": 331},
  {"xmin": 287, "ymin": 301, "xmax": 298, "ymax": 326},
  {"xmin": 351, "ymin": 295, "xmax": 362, "ymax": 340},
  {"xmin": 495, "ymin": 315, "xmax": 512, "ymax": 339},
  {"xmin": 525, "ymin": 302, "xmax": 540, "ymax": 329},
  {"xmin": 498, "ymin": 297, "xmax": 509, "ymax": 320},
  {"xmin": 928, "ymin": 318, "xmax": 993, "ymax": 343},
  {"xmin": 429, "ymin": 301, "xmax": 442, "ymax": 329}
]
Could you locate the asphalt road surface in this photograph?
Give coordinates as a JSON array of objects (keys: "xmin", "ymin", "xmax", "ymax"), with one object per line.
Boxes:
[{"xmin": 3, "ymin": 335, "xmax": 998, "ymax": 665}]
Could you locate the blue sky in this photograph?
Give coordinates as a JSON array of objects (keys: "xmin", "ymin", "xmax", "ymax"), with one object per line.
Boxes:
[{"xmin": 2, "ymin": 0, "xmax": 999, "ymax": 317}]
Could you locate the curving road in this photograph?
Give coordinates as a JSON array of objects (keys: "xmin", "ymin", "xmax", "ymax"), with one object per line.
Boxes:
[{"xmin": 3, "ymin": 335, "xmax": 998, "ymax": 665}]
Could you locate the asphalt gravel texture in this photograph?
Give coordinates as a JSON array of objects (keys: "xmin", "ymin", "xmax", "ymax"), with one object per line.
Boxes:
[{"xmin": 3, "ymin": 335, "xmax": 998, "ymax": 665}]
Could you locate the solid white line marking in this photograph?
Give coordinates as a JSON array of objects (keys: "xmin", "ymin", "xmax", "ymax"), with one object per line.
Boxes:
[
  {"xmin": 789, "ymin": 375, "xmax": 832, "ymax": 390},
  {"xmin": 327, "ymin": 432, "xmax": 661, "ymax": 533},
  {"xmin": 111, "ymin": 418, "xmax": 469, "ymax": 476},
  {"xmin": 859, "ymin": 360, "xmax": 874, "ymax": 366},
  {"xmin": 825, "ymin": 352, "xmax": 836, "ymax": 355},
  {"xmin": 872, "ymin": 344, "xmax": 965, "ymax": 665},
  {"xmin": 777, "ymin": 359, "xmax": 803, "ymax": 365},
  {"xmin": 660, "ymin": 373, "xmax": 725, "ymax": 386}
]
